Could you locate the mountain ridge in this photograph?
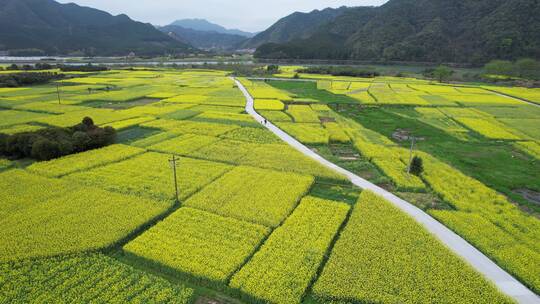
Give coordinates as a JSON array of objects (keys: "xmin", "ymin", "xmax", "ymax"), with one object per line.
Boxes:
[
  {"xmin": 169, "ymin": 19, "xmax": 255, "ymax": 38},
  {"xmin": 0, "ymin": 0, "xmax": 193, "ymax": 56},
  {"xmin": 241, "ymin": 7, "xmax": 350, "ymax": 49},
  {"xmin": 254, "ymin": 0, "xmax": 540, "ymax": 64},
  {"xmin": 160, "ymin": 25, "xmax": 247, "ymax": 51}
]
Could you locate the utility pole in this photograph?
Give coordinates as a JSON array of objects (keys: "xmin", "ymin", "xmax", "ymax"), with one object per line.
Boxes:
[
  {"xmin": 407, "ymin": 136, "xmax": 416, "ymax": 174},
  {"xmin": 56, "ymin": 83, "xmax": 61, "ymax": 105},
  {"xmin": 169, "ymin": 155, "xmax": 180, "ymax": 203}
]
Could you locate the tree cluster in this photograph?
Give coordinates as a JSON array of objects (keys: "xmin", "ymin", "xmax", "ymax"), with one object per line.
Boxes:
[
  {"xmin": 4, "ymin": 63, "xmax": 55, "ymax": 71},
  {"xmin": 423, "ymin": 65, "xmax": 454, "ymax": 83},
  {"xmin": 484, "ymin": 59, "xmax": 540, "ymax": 80},
  {"xmin": 0, "ymin": 72, "xmax": 65, "ymax": 87},
  {"xmin": 1, "ymin": 63, "xmax": 110, "ymax": 73},
  {"xmin": 298, "ymin": 66, "xmax": 380, "ymax": 78},
  {"xmin": 0, "ymin": 117, "xmax": 116, "ymax": 161},
  {"xmin": 58, "ymin": 64, "xmax": 109, "ymax": 72}
]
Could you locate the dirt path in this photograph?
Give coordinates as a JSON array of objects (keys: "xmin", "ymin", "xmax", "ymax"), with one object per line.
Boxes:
[{"xmin": 234, "ymin": 77, "xmax": 540, "ymax": 304}]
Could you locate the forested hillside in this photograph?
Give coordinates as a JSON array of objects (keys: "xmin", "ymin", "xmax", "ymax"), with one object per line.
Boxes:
[
  {"xmin": 254, "ymin": 0, "xmax": 540, "ymax": 64},
  {"xmin": 0, "ymin": 0, "xmax": 193, "ymax": 56}
]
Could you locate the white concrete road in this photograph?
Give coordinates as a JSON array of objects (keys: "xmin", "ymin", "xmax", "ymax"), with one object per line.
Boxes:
[{"xmin": 234, "ymin": 78, "xmax": 540, "ymax": 304}]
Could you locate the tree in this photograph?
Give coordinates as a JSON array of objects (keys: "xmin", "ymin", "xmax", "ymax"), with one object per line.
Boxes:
[
  {"xmin": 82, "ymin": 117, "xmax": 94, "ymax": 127},
  {"xmin": 72, "ymin": 131, "xmax": 92, "ymax": 151},
  {"xmin": 267, "ymin": 65, "xmax": 279, "ymax": 73},
  {"xmin": 484, "ymin": 60, "xmax": 514, "ymax": 77},
  {"xmin": 31, "ymin": 139, "xmax": 60, "ymax": 161},
  {"xmin": 514, "ymin": 58, "xmax": 540, "ymax": 80},
  {"xmin": 410, "ymin": 156, "xmax": 424, "ymax": 176},
  {"xmin": 432, "ymin": 65, "xmax": 453, "ymax": 83},
  {"xmin": 0, "ymin": 134, "xmax": 7, "ymax": 155}
]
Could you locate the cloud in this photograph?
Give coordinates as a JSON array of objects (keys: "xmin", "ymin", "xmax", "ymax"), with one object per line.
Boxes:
[{"xmin": 55, "ymin": 0, "xmax": 388, "ymax": 32}]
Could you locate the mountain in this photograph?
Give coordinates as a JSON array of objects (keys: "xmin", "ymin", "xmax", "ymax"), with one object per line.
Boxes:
[
  {"xmin": 170, "ymin": 19, "xmax": 255, "ymax": 38},
  {"xmin": 254, "ymin": 0, "xmax": 540, "ymax": 64},
  {"xmin": 160, "ymin": 25, "xmax": 247, "ymax": 51},
  {"xmin": 0, "ymin": 0, "xmax": 194, "ymax": 56},
  {"xmin": 241, "ymin": 7, "xmax": 349, "ymax": 49}
]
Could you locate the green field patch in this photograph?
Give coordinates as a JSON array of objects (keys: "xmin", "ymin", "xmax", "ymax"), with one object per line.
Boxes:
[
  {"xmin": 230, "ymin": 197, "xmax": 349, "ymax": 303},
  {"xmin": 124, "ymin": 207, "xmax": 270, "ymax": 287},
  {"xmin": 419, "ymin": 151, "xmax": 540, "ymax": 292},
  {"xmin": 455, "ymin": 117, "xmax": 522, "ymax": 140},
  {"xmin": 0, "ymin": 253, "xmax": 193, "ymax": 303},
  {"xmin": 308, "ymin": 182, "xmax": 361, "ymax": 205},
  {"xmin": 27, "ymin": 144, "xmax": 145, "ymax": 177},
  {"xmin": 267, "ymin": 80, "xmax": 358, "ymax": 104},
  {"xmin": 13, "ymin": 102, "xmax": 89, "ymax": 114},
  {"xmin": 239, "ymin": 143, "xmax": 346, "ymax": 182},
  {"xmin": 35, "ymin": 108, "xmax": 138, "ymax": 127},
  {"xmin": 149, "ymin": 134, "xmax": 220, "ymax": 155},
  {"xmin": 259, "ymin": 110, "xmax": 293, "ymax": 122},
  {"xmin": 65, "ymin": 152, "xmax": 232, "ymax": 202},
  {"xmin": 0, "ymin": 109, "xmax": 53, "ymax": 128},
  {"xmin": 276, "ymin": 122, "xmax": 329, "ymax": 145},
  {"xmin": 498, "ymin": 118, "xmax": 540, "ymax": 140},
  {"xmin": 160, "ymin": 109, "xmax": 201, "ymax": 120},
  {"xmin": 312, "ymin": 191, "xmax": 512, "ymax": 304},
  {"xmin": 473, "ymin": 104, "xmax": 540, "ymax": 119},
  {"xmin": 116, "ymin": 126, "xmax": 162, "ymax": 144},
  {"xmin": 0, "ymin": 170, "xmax": 172, "ymax": 262},
  {"xmin": 0, "ymin": 123, "xmax": 45, "ymax": 135},
  {"xmin": 119, "ymin": 103, "xmax": 195, "ymax": 116},
  {"xmin": 80, "ymin": 98, "xmax": 160, "ymax": 109},
  {"xmin": 185, "ymin": 166, "xmax": 314, "ymax": 227},
  {"xmin": 142, "ymin": 119, "xmax": 239, "ymax": 136},
  {"xmin": 102, "ymin": 116, "xmax": 156, "ymax": 130},
  {"xmin": 254, "ymin": 99, "xmax": 285, "ymax": 111},
  {"xmin": 286, "ymin": 105, "xmax": 321, "ymax": 123},
  {"xmin": 129, "ymin": 130, "xmax": 180, "ymax": 147},
  {"xmin": 219, "ymin": 127, "xmax": 283, "ymax": 144},
  {"xmin": 192, "ymin": 112, "xmax": 260, "ymax": 127},
  {"xmin": 190, "ymin": 139, "xmax": 260, "ymax": 163},
  {"xmin": 189, "ymin": 105, "xmax": 245, "ymax": 114}
]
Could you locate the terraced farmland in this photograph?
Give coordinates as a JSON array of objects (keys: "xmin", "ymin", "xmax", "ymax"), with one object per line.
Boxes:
[
  {"xmin": 261, "ymin": 73, "xmax": 540, "ymax": 296},
  {"xmin": 0, "ymin": 68, "xmax": 537, "ymax": 303}
]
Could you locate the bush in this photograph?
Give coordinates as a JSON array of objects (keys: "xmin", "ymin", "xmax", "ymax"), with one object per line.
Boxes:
[
  {"xmin": 410, "ymin": 156, "xmax": 424, "ymax": 176},
  {"xmin": 31, "ymin": 139, "xmax": 60, "ymax": 161}
]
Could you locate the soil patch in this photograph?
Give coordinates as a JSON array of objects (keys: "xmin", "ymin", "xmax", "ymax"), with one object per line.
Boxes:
[
  {"xmin": 320, "ymin": 117, "xmax": 336, "ymax": 123},
  {"xmin": 195, "ymin": 297, "xmax": 228, "ymax": 304},
  {"xmin": 514, "ymin": 189, "xmax": 540, "ymax": 206},
  {"xmin": 392, "ymin": 129, "xmax": 426, "ymax": 142}
]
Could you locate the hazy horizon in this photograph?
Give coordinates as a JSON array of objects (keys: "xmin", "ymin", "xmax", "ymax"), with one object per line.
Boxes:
[{"xmin": 55, "ymin": 0, "xmax": 389, "ymax": 32}]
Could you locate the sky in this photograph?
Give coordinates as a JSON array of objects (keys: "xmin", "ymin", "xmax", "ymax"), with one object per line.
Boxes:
[{"xmin": 55, "ymin": 0, "xmax": 388, "ymax": 32}]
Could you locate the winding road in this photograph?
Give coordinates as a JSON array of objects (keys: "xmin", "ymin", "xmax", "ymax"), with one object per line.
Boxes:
[{"xmin": 234, "ymin": 78, "xmax": 540, "ymax": 304}]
